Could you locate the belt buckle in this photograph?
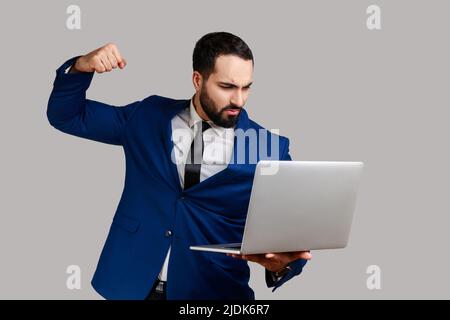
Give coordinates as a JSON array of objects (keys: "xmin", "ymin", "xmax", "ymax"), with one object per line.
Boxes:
[{"xmin": 155, "ymin": 280, "xmax": 166, "ymax": 293}]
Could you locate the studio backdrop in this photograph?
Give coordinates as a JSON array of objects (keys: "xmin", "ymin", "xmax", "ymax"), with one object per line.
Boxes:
[{"xmin": 0, "ymin": 0, "xmax": 448, "ymax": 299}]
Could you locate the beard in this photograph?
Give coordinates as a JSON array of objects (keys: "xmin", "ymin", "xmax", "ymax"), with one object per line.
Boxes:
[{"xmin": 199, "ymin": 88, "xmax": 242, "ymax": 128}]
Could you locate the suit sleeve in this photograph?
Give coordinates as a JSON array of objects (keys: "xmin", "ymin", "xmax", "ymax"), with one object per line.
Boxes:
[
  {"xmin": 265, "ymin": 136, "xmax": 309, "ymax": 292},
  {"xmin": 265, "ymin": 258, "xmax": 308, "ymax": 292},
  {"xmin": 46, "ymin": 56, "xmax": 141, "ymax": 146}
]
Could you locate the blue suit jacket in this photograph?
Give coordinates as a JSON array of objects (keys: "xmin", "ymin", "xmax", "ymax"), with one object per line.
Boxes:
[{"xmin": 47, "ymin": 57, "xmax": 308, "ymax": 300}]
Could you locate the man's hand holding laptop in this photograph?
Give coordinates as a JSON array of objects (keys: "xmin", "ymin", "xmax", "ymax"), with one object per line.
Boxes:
[{"xmin": 227, "ymin": 251, "xmax": 312, "ymax": 273}]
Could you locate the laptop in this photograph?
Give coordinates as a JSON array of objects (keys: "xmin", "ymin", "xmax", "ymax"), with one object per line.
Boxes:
[{"xmin": 189, "ymin": 160, "xmax": 364, "ymax": 254}]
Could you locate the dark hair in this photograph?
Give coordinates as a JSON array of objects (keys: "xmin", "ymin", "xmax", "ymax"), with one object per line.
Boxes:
[{"xmin": 193, "ymin": 32, "xmax": 254, "ymax": 79}]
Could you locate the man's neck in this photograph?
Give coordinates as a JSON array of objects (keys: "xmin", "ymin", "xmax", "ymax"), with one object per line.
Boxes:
[{"xmin": 192, "ymin": 93, "xmax": 210, "ymax": 122}]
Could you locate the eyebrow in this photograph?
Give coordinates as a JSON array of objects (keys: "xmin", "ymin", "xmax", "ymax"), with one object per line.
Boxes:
[{"xmin": 217, "ymin": 81, "xmax": 253, "ymax": 89}]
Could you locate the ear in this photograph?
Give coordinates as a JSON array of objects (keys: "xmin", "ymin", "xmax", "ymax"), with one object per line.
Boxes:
[{"xmin": 192, "ymin": 71, "xmax": 203, "ymax": 92}]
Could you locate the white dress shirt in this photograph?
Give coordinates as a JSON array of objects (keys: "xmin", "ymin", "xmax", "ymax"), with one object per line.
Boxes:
[{"xmin": 158, "ymin": 99, "xmax": 235, "ymax": 281}]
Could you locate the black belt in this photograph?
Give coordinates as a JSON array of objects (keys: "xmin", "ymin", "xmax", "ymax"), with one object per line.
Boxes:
[{"xmin": 146, "ymin": 279, "xmax": 167, "ymax": 300}]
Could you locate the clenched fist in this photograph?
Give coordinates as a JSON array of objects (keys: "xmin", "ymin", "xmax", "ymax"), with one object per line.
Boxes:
[{"xmin": 70, "ymin": 43, "xmax": 127, "ymax": 74}]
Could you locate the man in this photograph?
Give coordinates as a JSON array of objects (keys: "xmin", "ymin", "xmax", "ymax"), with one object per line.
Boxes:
[{"xmin": 47, "ymin": 32, "xmax": 312, "ymax": 300}]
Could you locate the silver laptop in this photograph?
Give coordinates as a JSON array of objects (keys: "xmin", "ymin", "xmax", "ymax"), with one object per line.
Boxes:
[{"xmin": 189, "ymin": 160, "xmax": 364, "ymax": 254}]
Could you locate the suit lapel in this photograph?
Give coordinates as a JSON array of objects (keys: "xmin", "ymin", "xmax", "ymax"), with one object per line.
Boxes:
[
  {"xmin": 161, "ymin": 99, "xmax": 191, "ymax": 193},
  {"xmin": 231, "ymin": 107, "xmax": 251, "ymax": 166}
]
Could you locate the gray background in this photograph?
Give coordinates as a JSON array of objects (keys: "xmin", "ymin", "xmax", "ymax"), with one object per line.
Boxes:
[{"xmin": 0, "ymin": 0, "xmax": 448, "ymax": 299}]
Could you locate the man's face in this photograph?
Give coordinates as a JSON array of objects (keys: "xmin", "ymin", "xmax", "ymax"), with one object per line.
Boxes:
[{"xmin": 198, "ymin": 55, "xmax": 253, "ymax": 128}]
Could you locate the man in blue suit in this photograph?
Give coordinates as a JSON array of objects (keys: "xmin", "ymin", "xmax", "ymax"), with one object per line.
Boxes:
[{"xmin": 47, "ymin": 32, "xmax": 312, "ymax": 300}]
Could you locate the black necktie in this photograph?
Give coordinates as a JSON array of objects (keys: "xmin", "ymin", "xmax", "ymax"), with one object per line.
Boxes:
[{"xmin": 184, "ymin": 121, "xmax": 210, "ymax": 190}]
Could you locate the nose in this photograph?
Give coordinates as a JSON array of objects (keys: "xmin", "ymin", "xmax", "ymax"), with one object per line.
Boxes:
[{"xmin": 230, "ymin": 90, "xmax": 245, "ymax": 108}]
